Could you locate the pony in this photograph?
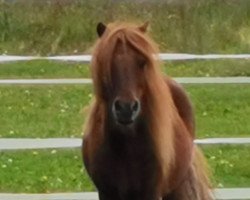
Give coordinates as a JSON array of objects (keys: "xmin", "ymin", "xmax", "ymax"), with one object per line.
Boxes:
[{"xmin": 82, "ymin": 22, "xmax": 213, "ymax": 200}]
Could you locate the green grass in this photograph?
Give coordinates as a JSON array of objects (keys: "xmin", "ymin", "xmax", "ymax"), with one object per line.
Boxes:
[
  {"xmin": 0, "ymin": 146, "xmax": 249, "ymax": 193},
  {"xmin": 0, "ymin": 84, "xmax": 249, "ymax": 138},
  {"xmin": 204, "ymin": 146, "xmax": 250, "ymax": 188},
  {"xmin": 0, "ymin": 85, "xmax": 93, "ymax": 138},
  {"xmin": 0, "ymin": 60, "xmax": 90, "ymax": 79},
  {"xmin": 0, "ymin": 0, "xmax": 250, "ymax": 55},
  {"xmin": 1, "ymin": 59, "xmax": 250, "ymax": 79},
  {"xmin": 0, "ymin": 149, "xmax": 94, "ymax": 193},
  {"xmin": 187, "ymin": 84, "xmax": 250, "ymax": 138},
  {"xmin": 164, "ymin": 59, "xmax": 250, "ymax": 77}
]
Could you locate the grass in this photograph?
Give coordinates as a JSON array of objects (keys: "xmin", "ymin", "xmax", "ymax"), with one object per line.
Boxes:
[
  {"xmin": 164, "ymin": 59, "xmax": 250, "ymax": 77},
  {"xmin": 0, "ymin": 60, "xmax": 90, "ymax": 79},
  {"xmin": 0, "ymin": 0, "xmax": 250, "ymax": 55},
  {"xmin": 0, "ymin": 149, "xmax": 94, "ymax": 193},
  {"xmin": 204, "ymin": 146, "xmax": 250, "ymax": 188},
  {"xmin": 0, "ymin": 85, "xmax": 92, "ymax": 138},
  {"xmin": 1, "ymin": 59, "xmax": 248, "ymax": 139},
  {"xmin": 0, "ymin": 146, "xmax": 249, "ymax": 193},
  {"xmin": 1, "ymin": 59, "xmax": 250, "ymax": 79},
  {"xmin": 0, "ymin": 84, "xmax": 249, "ymax": 138},
  {"xmin": 187, "ymin": 84, "xmax": 250, "ymax": 138}
]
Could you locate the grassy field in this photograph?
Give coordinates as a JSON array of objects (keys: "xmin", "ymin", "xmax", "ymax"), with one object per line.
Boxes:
[
  {"xmin": 0, "ymin": 0, "xmax": 250, "ymax": 55},
  {"xmin": 0, "ymin": 60, "xmax": 91, "ymax": 79},
  {"xmin": 0, "ymin": 0, "xmax": 250, "ymax": 194},
  {"xmin": 0, "ymin": 146, "xmax": 249, "ymax": 193},
  {"xmin": 0, "ymin": 149, "xmax": 93, "ymax": 193},
  {"xmin": 1, "ymin": 59, "xmax": 250, "ymax": 79},
  {"xmin": 1, "ymin": 59, "xmax": 250, "ymax": 139},
  {"xmin": 0, "ymin": 84, "xmax": 250, "ymax": 139}
]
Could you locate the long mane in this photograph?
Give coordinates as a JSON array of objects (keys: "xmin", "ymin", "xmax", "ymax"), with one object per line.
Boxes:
[{"xmin": 88, "ymin": 22, "xmax": 177, "ymax": 188}]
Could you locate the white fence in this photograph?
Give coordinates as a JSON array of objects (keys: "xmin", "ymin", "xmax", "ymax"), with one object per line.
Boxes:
[
  {"xmin": 0, "ymin": 53, "xmax": 250, "ymax": 200},
  {"xmin": 1, "ymin": 189, "xmax": 250, "ymax": 200},
  {"xmin": 1, "ymin": 77, "xmax": 250, "ymax": 85},
  {"xmin": 0, "ymin": 138, "xmax": 250, "ymax": 151},
  {"xmin": 1, "ymin": 53, "xmax": 250, "ymax": 63}
]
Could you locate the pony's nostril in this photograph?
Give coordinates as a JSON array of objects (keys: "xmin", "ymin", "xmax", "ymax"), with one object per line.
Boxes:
[
  {"xmin": 114, "ymin": 100, "xmax": 122, "ymax": 112},
  {"xmin": 132, "ymin": 100, "xmax": 140, "ymax": 112}
]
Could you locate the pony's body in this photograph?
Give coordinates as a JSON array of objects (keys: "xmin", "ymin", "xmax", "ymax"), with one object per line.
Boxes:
[{"xmin": 82, "ymin": 22, "xmax": 213, "ymax": 200}]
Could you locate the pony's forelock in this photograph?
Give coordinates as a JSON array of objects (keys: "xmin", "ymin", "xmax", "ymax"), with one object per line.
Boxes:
[{"xmin": 92, "ymin": 23, "xmax": 159, "ymax": 97}]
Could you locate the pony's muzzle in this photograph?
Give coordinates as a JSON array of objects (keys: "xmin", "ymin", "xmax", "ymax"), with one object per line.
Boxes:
[{"xmin": 112, "ymin": 98, "xmax": 140, "ymax": 125}]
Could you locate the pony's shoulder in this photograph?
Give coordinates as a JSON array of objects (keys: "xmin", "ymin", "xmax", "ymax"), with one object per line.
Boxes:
[{"xmin": 165, "ymin": 76, "xmax": 195, "ymax": 137}]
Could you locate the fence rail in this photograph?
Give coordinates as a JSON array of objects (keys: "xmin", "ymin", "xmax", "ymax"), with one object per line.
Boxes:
[
  {"xmin": 0, "ymin": 138, "xmax": 250, "ymax": 151},
  {"xmin": 1, "ymin": 188, "xmax": 250, "ymax": 200},
  {"xmin": 1, "ymin": 77, "xmax": 250, "ymax": 85},
  {"xmin": 1, "ymin": 53, "xmax": 250, "ymax": 63}
]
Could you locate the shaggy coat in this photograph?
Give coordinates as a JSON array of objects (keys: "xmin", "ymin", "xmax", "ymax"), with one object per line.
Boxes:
[{"xmin": 82, "ymin": 22, "xmax": 213, "ymax": 200}]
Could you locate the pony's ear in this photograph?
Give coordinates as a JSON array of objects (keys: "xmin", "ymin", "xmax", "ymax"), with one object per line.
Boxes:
[
  {"xmin": 138, "ymin": 22, "xmax": 149, "ymax": 33},
  {"xmin": 97, "ymin": 22, "xmax": 106, "ymax": 37}
]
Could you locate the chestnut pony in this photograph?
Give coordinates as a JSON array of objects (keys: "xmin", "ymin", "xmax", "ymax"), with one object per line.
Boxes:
[{"xmin": 82, "ymin": 22, "xmax": 213, "ymax": 200}]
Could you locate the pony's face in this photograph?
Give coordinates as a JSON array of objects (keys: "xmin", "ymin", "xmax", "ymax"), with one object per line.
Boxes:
[
  {"xmin": 110, "ymin": 44, "xmax": 147, "ymax": 126},
  {"xmin": 95, "ymin": 22, "xmax": 150, "ymax": 127}
]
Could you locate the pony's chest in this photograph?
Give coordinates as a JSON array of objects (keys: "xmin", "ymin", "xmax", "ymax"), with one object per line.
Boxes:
[{"xmin": 92, "ymin": 139, "xmax": 158, "ymax": 191}]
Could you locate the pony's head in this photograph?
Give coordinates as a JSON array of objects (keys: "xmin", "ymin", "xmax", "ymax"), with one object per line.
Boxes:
[{"xmin": 91, "ymin": 22, "xmax": 169, "ymax": 128}]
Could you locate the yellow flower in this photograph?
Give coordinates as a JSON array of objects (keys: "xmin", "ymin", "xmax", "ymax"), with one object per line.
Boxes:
[{"xmin": 41, "ymin": 176, "xmax": 48, "ymax": 181}]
